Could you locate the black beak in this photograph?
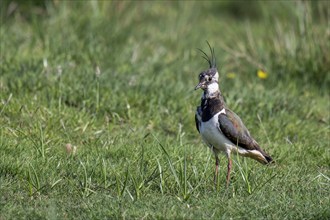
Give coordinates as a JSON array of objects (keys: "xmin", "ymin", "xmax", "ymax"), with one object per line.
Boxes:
[{"xmin": 194, "ymin": 82, "xmax": 203, "ymax": 90}]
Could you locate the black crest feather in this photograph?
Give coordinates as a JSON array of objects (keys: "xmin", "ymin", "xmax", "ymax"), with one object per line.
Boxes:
[{"xmin": 197, "ymin": 41, "xmax": 216, "ymax": 68}]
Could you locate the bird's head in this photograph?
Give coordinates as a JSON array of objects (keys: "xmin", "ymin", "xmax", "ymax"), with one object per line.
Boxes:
[
  {"xmin": 194, "ymin": 68, "xmax": 219, "ymax": 90},
  {"xmin": 194, "ymin": 42, "xmax": 219, "ymax": 92}
]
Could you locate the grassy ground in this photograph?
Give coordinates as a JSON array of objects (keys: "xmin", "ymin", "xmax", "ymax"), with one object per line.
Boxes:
[{"xmin": 0, "ymin": 1, "xmax": 329, "ymax": 219}]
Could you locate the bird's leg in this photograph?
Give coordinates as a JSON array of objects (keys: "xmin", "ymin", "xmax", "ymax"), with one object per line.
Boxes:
[
  {"xmin": 214, "ymin": 155, "xmax": 220, "ymax": 185},
  {"xmin": 226, "ymin": 157, "xmax": 232, "ymax": 187}
]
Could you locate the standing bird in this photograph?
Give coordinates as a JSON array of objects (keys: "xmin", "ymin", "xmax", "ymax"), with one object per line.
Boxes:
[{"xmin": 195, "ymin": 43, "xmax": 273, "ymax": 186}]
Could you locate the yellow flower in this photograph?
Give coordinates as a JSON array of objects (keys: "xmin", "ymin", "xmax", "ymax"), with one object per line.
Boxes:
[
  {"xmin": 226, "ymin": 72, "xmax": 236, "ymax": 79},
  {"xmin": 257, "ymin": 69, "xmax": 268, "ymax": 79}
]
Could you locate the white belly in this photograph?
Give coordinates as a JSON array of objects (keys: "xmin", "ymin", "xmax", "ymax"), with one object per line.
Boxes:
[
  {"xmin": 198, "ymin": 111, "xmax": 267, "ymax": 161},
  {"xmin": 200, "ymin": 112, "xmax": 235, "ymax": 155}
]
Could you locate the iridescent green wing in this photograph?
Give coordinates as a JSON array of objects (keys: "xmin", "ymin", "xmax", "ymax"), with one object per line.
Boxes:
[{"xmin": 218, "ymin": 109, "xmax": 257, "ymax": 150}]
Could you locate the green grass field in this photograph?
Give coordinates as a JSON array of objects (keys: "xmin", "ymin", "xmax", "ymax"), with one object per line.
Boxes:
[{"xmin": 0, "ymin": 1, "xmax": 329, "ymax": 219}]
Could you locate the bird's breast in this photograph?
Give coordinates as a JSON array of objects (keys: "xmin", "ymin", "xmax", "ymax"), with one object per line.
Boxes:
[{"xmin": 200, "ymin": 112, "xmax": 233, "ymax": 153}]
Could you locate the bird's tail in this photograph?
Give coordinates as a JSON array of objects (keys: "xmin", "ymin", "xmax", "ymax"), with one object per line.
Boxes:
[
  {"xmin": 235, "ymin": 141, "xmax": 274, "ymax": 164},
  {"xmin": 250, "ymin": 141, "xmax": 274, "ymax": 164},
  {"xmin": 243, "ymin": 150, "xmax": 272, "ymax": 165},
  {"xmin": 236, "ymin": 147, "xmax": 273, "ymax": 164},
  {"xmin": 253, "ymin": 147, "xmax": 274, "ymax": 165},
  {"xmin": 263, "ymin": 153, "xmax": 273, "ymax": 164}
]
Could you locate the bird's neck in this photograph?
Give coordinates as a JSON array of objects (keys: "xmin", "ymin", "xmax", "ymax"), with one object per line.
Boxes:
[
  {"xmin": 203, "ymin": 82, "xmax": 222, "ymax": 99},
  {"xmin": 200, "ymin": 89, "xmax": 226, "ymax": 121},
  {"xmin": 200, "ymin": 83, "xmax": 226, "ymax": 110},
  {"xmin": 207, "ymin": 82, "xmax": 219, "ymax": 93}
]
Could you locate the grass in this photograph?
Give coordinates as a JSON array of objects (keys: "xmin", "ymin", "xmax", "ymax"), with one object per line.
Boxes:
[{"xmin": 0, "ymin": 1, "xmax": 329, "ymax": 219}]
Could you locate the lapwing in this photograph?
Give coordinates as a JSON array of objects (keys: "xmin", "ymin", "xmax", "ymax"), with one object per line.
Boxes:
[{"xmin": 195, "ymin": 43, "xmax": 273, "ymax": 186}]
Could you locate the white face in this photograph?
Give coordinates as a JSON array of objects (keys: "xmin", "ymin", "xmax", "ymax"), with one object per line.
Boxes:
[
  {"xmin": 207, "ymin": 82, "xmax": 219, "ymax": 94},
  {"xmin": 196, "ymin": 70, "xmax": 219, "ymax": 92},
  {"xmin": 213, "ymin": 71, "xmax": 219, "ymax": 81}
]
